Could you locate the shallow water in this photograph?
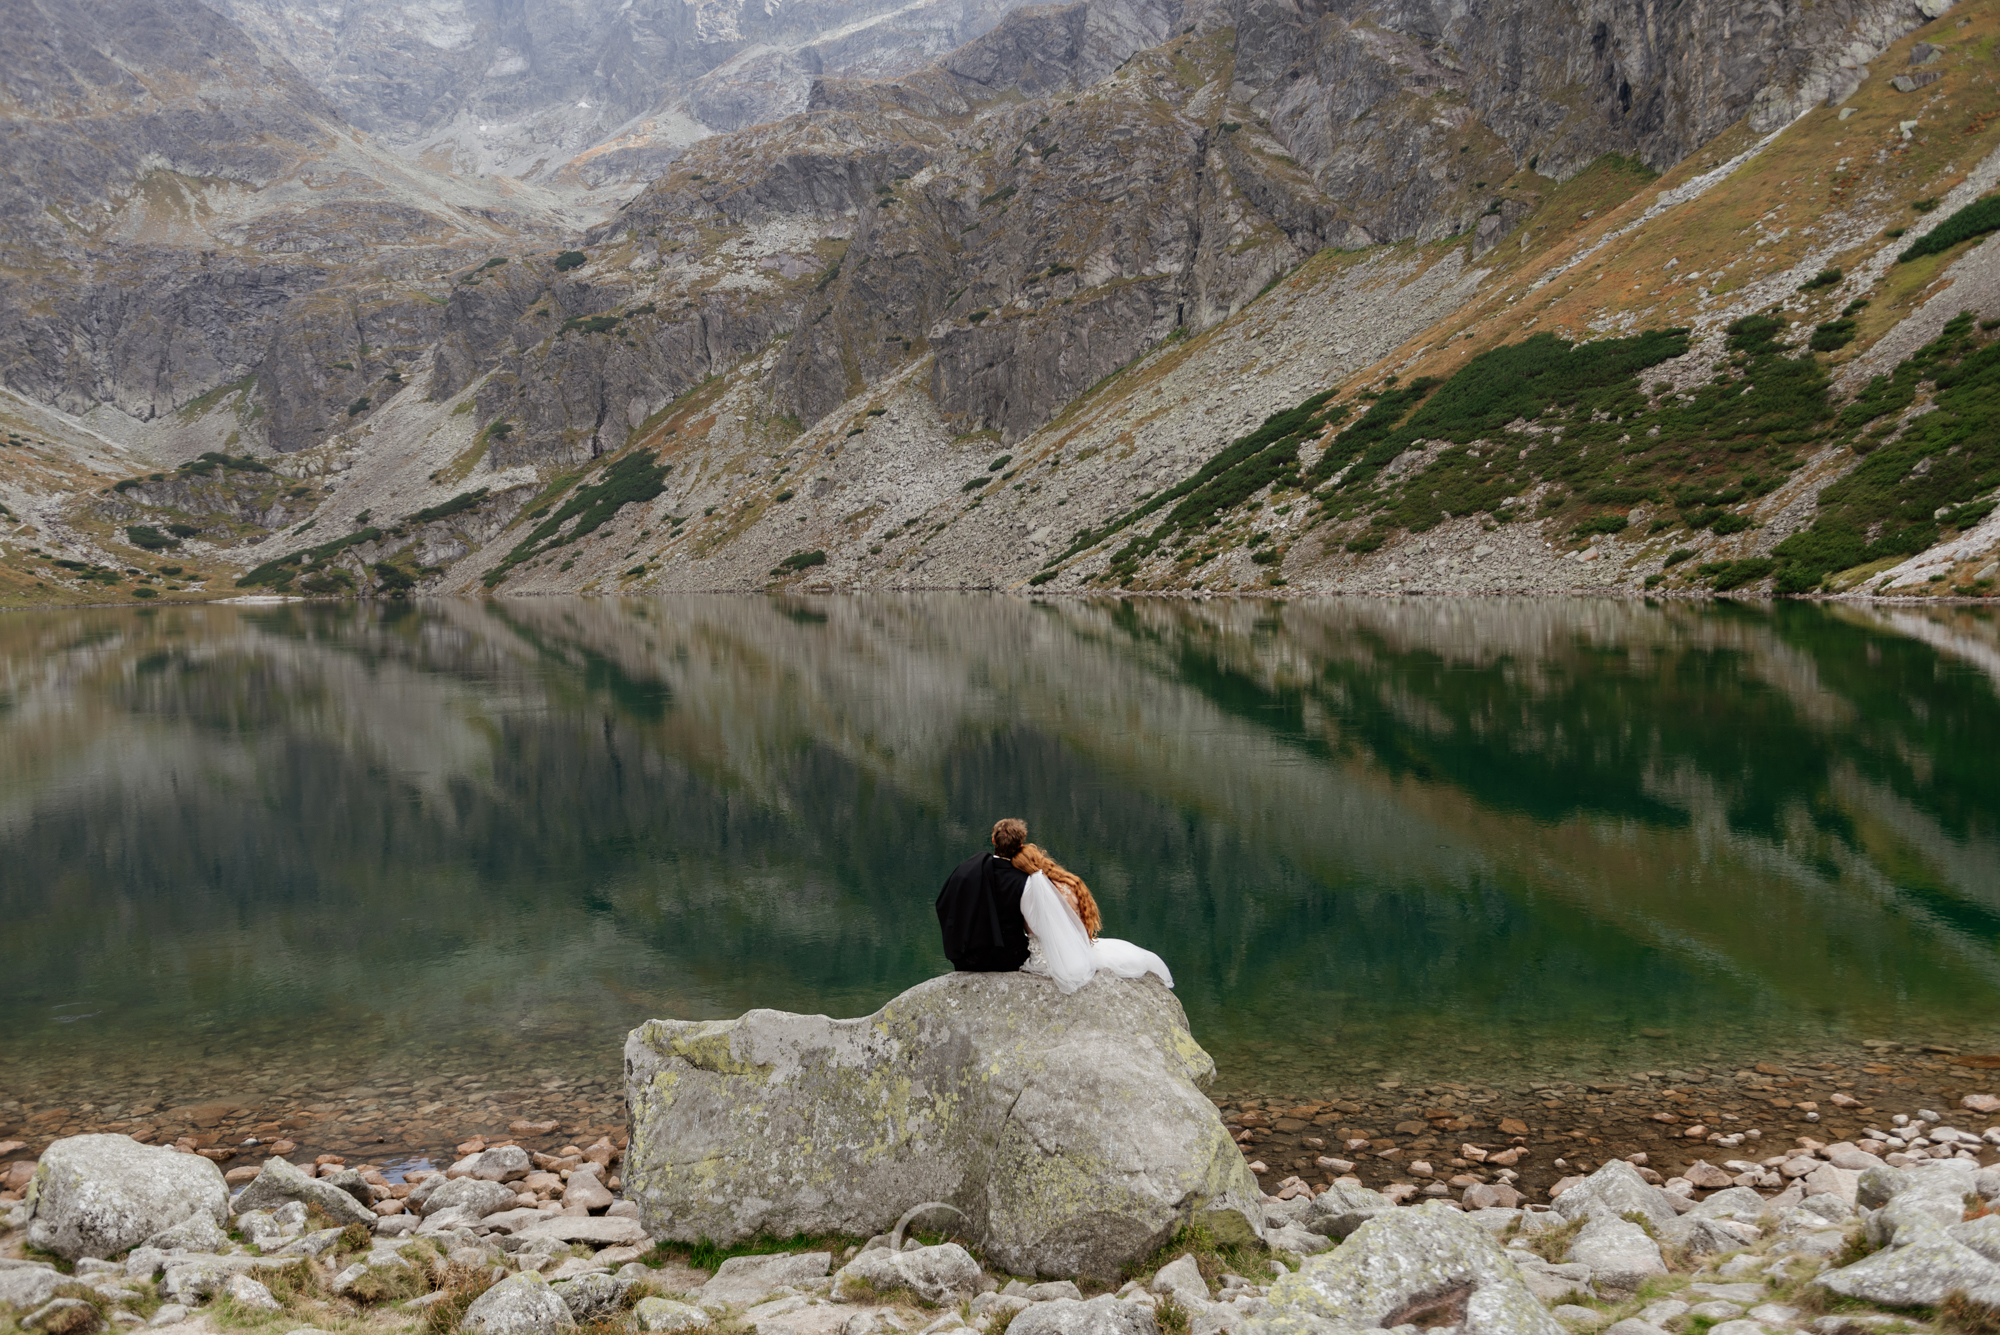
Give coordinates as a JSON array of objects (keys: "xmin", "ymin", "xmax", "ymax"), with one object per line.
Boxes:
[{"xmin": 2, "ymin": 595, "xmax": 1997, "ymax": 1125}]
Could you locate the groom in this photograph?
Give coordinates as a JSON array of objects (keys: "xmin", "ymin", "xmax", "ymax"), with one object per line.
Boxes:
[{"xmin": 936, "ymin": 817, "xmax": 1031, "ymax": 971}]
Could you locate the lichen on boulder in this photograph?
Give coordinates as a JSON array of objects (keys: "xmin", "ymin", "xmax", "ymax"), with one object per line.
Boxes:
[
  {"xmin": 622, "ymin": 972, "xmax": 1262, "ymax": 1279},
  {"xmin": 26, "ymin": 1134, "xmax": 229, "ymax": 1261}
]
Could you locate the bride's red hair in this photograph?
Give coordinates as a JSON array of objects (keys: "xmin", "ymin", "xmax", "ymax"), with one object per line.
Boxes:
[{"xmin": 1013, "ymin": 843, "xmax": 1101, "ymax": 940}]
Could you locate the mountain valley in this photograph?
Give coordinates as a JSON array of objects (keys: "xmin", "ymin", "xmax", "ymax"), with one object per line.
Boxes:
[{"xmin": 2, "ymin": 0, "xmax": 1998, "ymax": 605}]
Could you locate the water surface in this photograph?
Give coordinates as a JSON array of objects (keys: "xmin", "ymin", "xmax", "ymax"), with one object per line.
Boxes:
[{"xmin": 2, "ymin": 595, "xmax": 1996, "ymax": 1116}]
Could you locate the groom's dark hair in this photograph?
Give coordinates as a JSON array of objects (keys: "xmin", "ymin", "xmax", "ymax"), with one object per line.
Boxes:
[{"xmin": 991, "ymin": 818, "xmax": 1027, "ymax": 857}]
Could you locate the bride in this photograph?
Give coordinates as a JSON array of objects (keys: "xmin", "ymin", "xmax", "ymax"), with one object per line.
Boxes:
[{"xmin": 1011, "ymin": 843, "xmax": 1174, "ymax": 994}]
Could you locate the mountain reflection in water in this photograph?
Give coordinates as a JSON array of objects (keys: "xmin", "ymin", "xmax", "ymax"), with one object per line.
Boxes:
[{"xmin": 1, "ymin": 596, "xmax": 1995, "ymax": 1102}]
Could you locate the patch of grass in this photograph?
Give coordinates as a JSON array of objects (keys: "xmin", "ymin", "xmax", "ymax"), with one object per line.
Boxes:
[
  {"xmin": 772, "ymin": 550, "xmax": 827, "ymax": 575},
  {"xmin": 1942, "ymin": 1291, "xmax": 2000, "ymax": 1335},
  {"xmin": 126, "ymin": 525, "xmax": 180, "ymax": 551},
  {"xmin": 420, "ymin": 1260, "xmax": 500, "ymax": 1335},
  {"xmin": 1774, "ymin": 311, "xmax": 2000, "ymax": 589},
  {"xmin": 1698, "ymin": 557, "xmax": 1778, "ymax": 591},
  {"xmin": 1061, "ymin": 389, "xmax": 1348, "ymax": 577},
  {"xmin": 485, "ymin": 451, "xmax": 669, "ymax": 587},
  {"xmin": 1899, "ymin": 195, "xmax": 2000, "ymax": 261},
  {"xmin": 646, "ymin": 1233, "xmax": 865, "ymax": 1276},
  {"xmin": 1528, "ymin": 1215, "xmax": 1587, "ymax": 1263},
  {"xmin": 411, "ymin": 488, "xmax": 490, "ymax": 525},
  {"xmin": 1155, "ymin": 1297, "xmax": 1192, "ymax": 1335},
  {"xmin": 1118, "ymin": 1221, "xmax": 1278, "ymax": 1289},
  {"xmin": 553, "ymin": 250, "xmax": 588, "ymax": 271},
  {"xmin": 1799, "ymin": 268, "xmax": 1844, "ymax": 290}
]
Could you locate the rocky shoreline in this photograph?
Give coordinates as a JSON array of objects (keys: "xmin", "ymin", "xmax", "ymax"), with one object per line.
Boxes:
[
  {"xmin": 4, "ymin": 978, "xmax": 2000, "ymax": 1335},
  {"xmin": 4, "ymin": 1096, "xmax": 1999, "ymax": 1335},
  {"xmin": 6, "ymin": 1040, "xmax": 1993, "ymax": 1217}
]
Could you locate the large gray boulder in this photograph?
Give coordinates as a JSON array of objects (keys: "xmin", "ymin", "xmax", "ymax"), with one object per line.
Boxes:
[
  {"xmin": 624, "ymin": 973, "xmax": 1262, "ymax": 1279},
  {"xmin": 698, "ymin": 1253, "xmax": 832, "ymax": 1306},
  {"xmin": 1551, "ymin": 1162, "xmax": 1678, "ymax": 1231},
  {"xmin": 1816, "ymin": 1161, "xmax": 2000, "ymax": 1307},
  {"xmin": 833, "ymin": 1243, "xmax": 983, "ymax": 1305},
  {"xmin": 26, "ymin": 1135, "xmax": 229, "ymax": 1261},
  {"xmin": 0, "ymin": 1266, "xmax": 66, "ymax": 1312},
  {"xmin": 422, "ymin": 1178, "xmax": 520, "ymax": 1219},
  {"xmin": 230, "ymin": 1156, "xmax": 376, "ymax": 1227},
  {"xmin": 1244, "ymin": 1202, "xmax": 1565, "ymax": 1335},
  {"xmin": 1567, "ymin": 1218, "xmax": 1666, "ymax": 1300},
  {"xmin": 1863, "ymin": 1160, "xmax": 1979, "ymax": 1248},
  {"xmin": 461, "ymin": 1272, "xmax": 577, "ymax": 1335}
]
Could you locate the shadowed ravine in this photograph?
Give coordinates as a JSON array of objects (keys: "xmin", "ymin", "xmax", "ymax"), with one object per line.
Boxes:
[{"xmin": 1, "ymin": 596, "xmax": 1995, "ymax": 1132}]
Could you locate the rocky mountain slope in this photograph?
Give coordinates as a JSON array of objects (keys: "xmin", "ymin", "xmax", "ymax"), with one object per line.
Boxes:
[{"xmin": 3, "ymin": 0, "xmax": 1999, "ymax": 606}]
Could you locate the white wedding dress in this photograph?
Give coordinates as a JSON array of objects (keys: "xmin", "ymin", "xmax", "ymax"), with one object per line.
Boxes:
[{"xmin": 1019, "ymin": 871, "xmax": 1174, "ymax": 994}]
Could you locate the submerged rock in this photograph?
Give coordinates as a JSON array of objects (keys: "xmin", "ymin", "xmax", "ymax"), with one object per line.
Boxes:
[
  {"xmin": 1245, "ymin": 1202, "xmax": 1563, "ymax": 1335},
  {"xmin": 624, "ymin": 973, "xmax": 1261, "ymax": 1279},
  {"xmin": 27, "ymin": 1135, "xmax": 229, "ymax": 1261}
]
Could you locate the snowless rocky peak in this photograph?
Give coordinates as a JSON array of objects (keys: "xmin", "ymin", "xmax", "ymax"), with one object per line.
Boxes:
[{"xmin": 206, "ymin": 0, "xmax": 1071, "ymax": 184}]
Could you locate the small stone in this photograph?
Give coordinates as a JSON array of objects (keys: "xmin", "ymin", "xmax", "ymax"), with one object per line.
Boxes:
[
  {"xmin": 1462, "ymin": 1183, "xmax": 1521, "ymax": 1210},
  {"xmin": 223, "ymin": 1275, "xmax": 282, "ymax": 1311},
  {"xmin": 1551, "ymin": 1305, "xmax": 1600, "ymax": 1322},
  {"xmin": 634, "ymin": 1299, "xmax": 711, "ymax": 1334},
  {"xmin": 1965, "ymin": 1095, "xmax": 2000, "ymax": 1116},
  {"xmin": 561, "ymin": 1173, "xmax": 613, "ymax": 1213},
  {"xmin": 460, "ymin": 1272, "xmax": 576, "ymax": 1335},
  {"xmin": 143, "ymin": 1307, "xmax": 187, "ymax": 1329},
  {"xmin": 1687, "ymin": 1304, "xmax": 1744, "ymax": 1322},
  {"xmin": 1683, "ymin": 1161, "xmax": 1733, "ymax": 1189}
]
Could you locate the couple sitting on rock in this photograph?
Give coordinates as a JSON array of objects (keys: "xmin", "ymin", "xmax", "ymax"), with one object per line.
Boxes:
[{"xmin": 934, "ymin": 818, "xmax": 1173, "ymax": 994}]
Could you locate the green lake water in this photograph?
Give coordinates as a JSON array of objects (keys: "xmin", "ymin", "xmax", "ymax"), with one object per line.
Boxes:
[{"xmin": 2, "ymin": 595, "xmax": 1997, "ymax": 1109}]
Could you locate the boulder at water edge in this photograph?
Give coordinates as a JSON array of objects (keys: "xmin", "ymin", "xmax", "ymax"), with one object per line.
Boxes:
[
  {"xmin": 231, "ymin": 1155, "xmax": 376, "ymax": 1227},
  {"xmin": 26, "ymin": 1135, "xmax": 229, "ymax": 1260},
  {"xmin": 623, "ymin": 972, "xmax": 1262, "ymax": 1279},
  {"xmin": 1244, "ymin": 1202, "xmax": 1565, "ymax": 1335}
]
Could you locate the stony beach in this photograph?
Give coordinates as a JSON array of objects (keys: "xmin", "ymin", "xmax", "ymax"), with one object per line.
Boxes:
[
  {"xmin": 5, "ymin": 1039, "xmax": 1994, "ymax": 1215},
  {"xmin": 5, "ymin": 972, "xmax": 2000, "ymax": 1335}
]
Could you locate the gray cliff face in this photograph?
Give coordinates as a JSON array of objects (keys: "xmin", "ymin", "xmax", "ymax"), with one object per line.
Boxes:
[
  {"xmin": 0, "ymin": 0, "xmax": 1967, "ymax": 598},
  {"xmin": 207, "ymin": 0, "xmax": 1070, "ymax": 180},
  {"xmin": 1232, "ymin": 0, "xmax": 1940, "ymax": 243}
]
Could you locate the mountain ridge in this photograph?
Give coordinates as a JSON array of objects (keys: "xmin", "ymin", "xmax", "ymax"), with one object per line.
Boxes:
[{"xmin": 1, "ymin": 0, "xmax": 1997, "ymax": 607}]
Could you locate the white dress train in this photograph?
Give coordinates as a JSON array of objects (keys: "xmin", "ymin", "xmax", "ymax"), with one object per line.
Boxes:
[{"xmin": 1019, "ymin": 871, "xmax": 1174, "ymax": 994}]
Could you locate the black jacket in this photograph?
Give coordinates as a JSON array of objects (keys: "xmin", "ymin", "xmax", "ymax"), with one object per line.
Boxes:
[{"xmin": 935, "ymin": 852, "xmax": 1030, "ymax": 971}]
